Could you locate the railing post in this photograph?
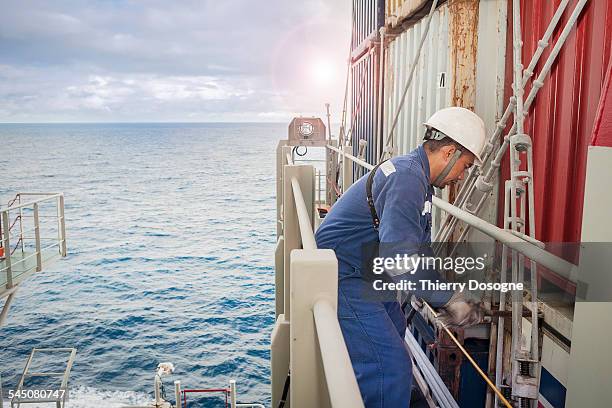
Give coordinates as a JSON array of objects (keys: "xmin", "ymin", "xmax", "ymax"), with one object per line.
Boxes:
[
  {"xmin": 341, "ymin": 145, "xmax": 354, "ymax": 190},
  {"xmin": 2, "ymin": 211, "xmax": 13, "ymax": 288},
  {"xmin": 18, "ymin": 194, "xmax": 24, "ymax": 253},
  {"xmin": 59, "ymin": 195, "xmax": 67, "ymax": 257},
  {"xmin": 229, "ymin": 380, "xmax": 237, "ymax": 408},
  {"xmin": 326, "ymin": 141, "xmax": 338, "ymax": 206},
  {"xmin": 276, "ymin": 140, "xmax": 289, "ymax": 238},
  {"xmin": 289, "ymin": 249, "xmax": 337, "ymax": 408},
  {"xmin": 33, "ymin": 203, "xmax": 42, "ymax": 272},
  {"xmin": 174, "ymin": 380, "xmax": 182, "ymax": 408}
]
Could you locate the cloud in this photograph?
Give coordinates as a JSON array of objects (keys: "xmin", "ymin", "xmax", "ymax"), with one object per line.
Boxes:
[{"xmin": 0, "ymin": 0, "xmax": 351, "ymax": 122}]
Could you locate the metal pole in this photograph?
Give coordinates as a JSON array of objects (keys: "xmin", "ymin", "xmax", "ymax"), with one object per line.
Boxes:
[
  {"xmin": 2, "ymin": 212, "xmax": 13, "ymax": 288},
  {"xmin": 325, "ymin": 103, "xmax": 332, "ymax": 141},
  {"xmin": 18, "ymin": 194, "xmax": 24, "ymax": 253},
  {"xmin": 33, "ymin": 203, "xmax": 42, "ymax": 272},
  {"xmin": 229, "ymin": 380, "xmax": 236, "ymax": 408},
  {"xmin": 174, "ymin": 381, "xmax": 182, "ymax": 408},
  {"xmin": 154, "ymin": 375, "xmax": 162, "ymax": 407}
]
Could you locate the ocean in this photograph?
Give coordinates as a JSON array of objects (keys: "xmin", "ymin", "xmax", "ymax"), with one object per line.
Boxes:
[{"xmin": 0, "ymin": 123, "xmax": 285, "ymax": 407}]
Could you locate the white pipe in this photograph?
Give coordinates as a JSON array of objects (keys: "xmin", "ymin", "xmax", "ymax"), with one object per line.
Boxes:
[
  {"xmin": 313, "ymin": 299, "xmax": 365, "ymax": 408},
  {"xmin": 230, "ymin": 380, "xmax": 236, "ymax": 408},
  {"xmin": 174, "ymin": 381, "xmax": 181, "ymax": 408},
  {"xmin": 1, "ymin": 194, "xmax": 62, "ymax": 212}
]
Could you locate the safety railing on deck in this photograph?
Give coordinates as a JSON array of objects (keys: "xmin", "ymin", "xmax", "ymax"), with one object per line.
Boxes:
[
  {"xmin": 1, "ymin": 193, "xmax": 67, "ymax": 294},
  {"xmin": 272, "ymin": 141, "xmax": 364, "ymax": 408}
]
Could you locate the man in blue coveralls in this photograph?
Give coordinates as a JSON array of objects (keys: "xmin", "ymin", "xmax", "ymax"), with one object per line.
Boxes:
[{"xmin": 315, "ymin": 107, "xmax": 488, "ymax": 407}]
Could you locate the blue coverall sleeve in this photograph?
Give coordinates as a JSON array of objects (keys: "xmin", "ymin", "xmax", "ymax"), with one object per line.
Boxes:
[{"xmin": 375, "ymin": 168, "xmax": 453, "ymax": 307}]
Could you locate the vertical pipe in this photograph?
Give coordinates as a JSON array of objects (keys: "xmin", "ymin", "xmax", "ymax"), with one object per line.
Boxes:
[
  {"xmin": 2, "ymin": 212, "xmax": 13, "ymax": 288},
  {"xmin": 229, "ymin": 380, "xmax": 236, "ymax": 408},
  {"xmin": 154, "ymin": 375, "xmax": 162, "ymax": 406},
  {"xmin": 59, "ymin": 195, "xmax": 67, "ymax": 257},
  {"xmin": 174, "ymin": 381, "xmax": 182, "ymax": 408},
  {"xmin": 33, "ymin": 203, "xmax": 42, "ymax": 272},
  {"xmin": 18, "ymin": 195, "xmax": 24, "ymax": 253}
]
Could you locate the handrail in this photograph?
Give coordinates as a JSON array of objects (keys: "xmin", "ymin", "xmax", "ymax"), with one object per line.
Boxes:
[
  {"xmin": 290, "ymin": 177, "xmax": 317, "ymax": 250},
  {"xmin": 2, "ymin": 193, "xmax": 62, "ymax": 211},
  {"xmin": 313, "ymin": 299, "xmax": 365, "ymax": 408},
  {"xmin": 326, "ymin": 144, "xmax": 578, "ymax": 282},
  {"xmin": 274, "ymin": 142, "xmax": 365, "ymax": 407},
  {"xmin": 1, "ymin": 192, "xmax": 66, "ymax": 297}
]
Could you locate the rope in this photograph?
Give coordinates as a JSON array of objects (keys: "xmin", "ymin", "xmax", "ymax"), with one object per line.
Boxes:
[{"xmin": 422, "ymin": 301, "xmax": 513, "ymax": 408}]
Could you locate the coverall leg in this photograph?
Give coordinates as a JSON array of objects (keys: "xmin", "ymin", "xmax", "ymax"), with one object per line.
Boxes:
[{"xmin": 338, "ymin": 276, "xmax": 412, "ymax": 408}]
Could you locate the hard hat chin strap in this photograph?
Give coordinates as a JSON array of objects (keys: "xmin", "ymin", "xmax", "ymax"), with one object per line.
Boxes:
[{"xmin": 433, "ymin": 149, "xmax": 462, "ymax": 187}]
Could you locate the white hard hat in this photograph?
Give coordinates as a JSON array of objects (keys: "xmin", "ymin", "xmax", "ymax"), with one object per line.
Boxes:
[{"xmin": 423, "ymin": 107, "xmax": 486, "ymax": 165}]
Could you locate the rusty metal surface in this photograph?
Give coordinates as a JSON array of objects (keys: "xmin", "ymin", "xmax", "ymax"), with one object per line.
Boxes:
[{"xmin": 448, "ymin": 0, "xmax": 479, "ymax": 110}]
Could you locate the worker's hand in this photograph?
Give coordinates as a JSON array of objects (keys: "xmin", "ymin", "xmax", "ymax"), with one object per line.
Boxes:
[{"xmin": 437, "ymin": 291, "xmax": 486, "ymax": 328}]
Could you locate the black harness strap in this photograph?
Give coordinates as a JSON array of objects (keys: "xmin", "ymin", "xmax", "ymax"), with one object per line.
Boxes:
[{"xmin": 366, "ymin": 160, "xmax": 388, "ymax": 230}]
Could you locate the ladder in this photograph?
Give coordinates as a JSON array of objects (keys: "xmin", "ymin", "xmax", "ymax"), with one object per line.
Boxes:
[{"xmin": 10, "ymin": 348, "xmax": 77, "ymax": 408}]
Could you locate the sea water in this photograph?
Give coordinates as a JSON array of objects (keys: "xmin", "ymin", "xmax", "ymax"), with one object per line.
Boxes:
[{"xmin": 0, "ymin": 123, "xmax": 284, "ymax": 407}]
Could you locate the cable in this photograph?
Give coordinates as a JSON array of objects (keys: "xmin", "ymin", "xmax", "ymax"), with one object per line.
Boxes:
[
  {"xmin": 291, "ymin": 146, "xmax": 307, "ymax": 160},
  {"xmin": 422, "ymin": 301, "xmax": 513, "ymax": 408}
]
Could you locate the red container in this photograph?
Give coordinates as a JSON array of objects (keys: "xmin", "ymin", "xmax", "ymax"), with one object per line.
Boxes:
[{"xmin": 499, "ymin": 0, "xmax": 612, "ymax": 243}]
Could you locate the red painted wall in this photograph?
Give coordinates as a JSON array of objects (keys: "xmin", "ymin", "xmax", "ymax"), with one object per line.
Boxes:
[{"xmin": 499, "ymin": 0, "xmax": 612, "ymax": 243}]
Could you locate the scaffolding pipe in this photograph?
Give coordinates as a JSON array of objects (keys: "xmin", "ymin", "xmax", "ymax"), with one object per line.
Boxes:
[{"xmin": 405, "ymin": 331, "xmax": 459, "ymax": 408}]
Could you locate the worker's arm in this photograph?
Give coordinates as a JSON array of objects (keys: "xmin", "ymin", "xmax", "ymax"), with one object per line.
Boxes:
[{"xmin": 375, "ymin": 166, "xmax": 485, "ymax": 327}]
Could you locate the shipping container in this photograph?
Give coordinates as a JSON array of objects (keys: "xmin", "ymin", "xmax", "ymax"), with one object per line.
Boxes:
[
  {"xmin": 499, "ymin": 0, "xmax": 612, "ymax": 244},
  {"xmin": 350, "ymin": 47, "xmax": 382, "ymax": 172},
  {"xmin": 351, "ymin": 0, "xmax": 385, "ymax": 57},
  {"xmin": 382, "ymin": 0, "xmax": 507, "ymax": 232}
]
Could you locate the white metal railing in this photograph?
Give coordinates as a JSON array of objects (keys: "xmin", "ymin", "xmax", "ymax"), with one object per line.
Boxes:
[
  {"xmin": 1, "ymin": 193, "xmax": 67, "ymax": 293},
  {"xmin": 272, "ymin": 141, "xmax": 364, "ymax": 408}
]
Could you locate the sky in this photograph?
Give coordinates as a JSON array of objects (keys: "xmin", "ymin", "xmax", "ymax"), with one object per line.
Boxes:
[{"xmin": 0, "ymin": 0, "xmax": 352, "ymax": 123}]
